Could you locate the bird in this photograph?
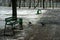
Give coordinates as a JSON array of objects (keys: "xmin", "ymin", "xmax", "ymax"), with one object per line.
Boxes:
[{"xmin": 40, "ymin": 22, "xmax": 45, "ymax": 27}]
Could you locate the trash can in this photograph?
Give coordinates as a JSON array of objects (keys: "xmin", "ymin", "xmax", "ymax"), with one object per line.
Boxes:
[
  {"xmin": 19, "ymin": 18, "xmax": 23, "ymax": 30},
  {"xmin": 37, "ymin": 9, "xmax": 41, "ymax": 14}
]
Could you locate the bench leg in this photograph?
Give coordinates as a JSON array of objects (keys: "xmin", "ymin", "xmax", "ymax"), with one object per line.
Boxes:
[
  {"xmin": 12, "ymin": 24, "xmax": 15, "ymax": 36},
  {"xmin": 4, "ymin": 23, "xmax": 6, "ymax": 36}
]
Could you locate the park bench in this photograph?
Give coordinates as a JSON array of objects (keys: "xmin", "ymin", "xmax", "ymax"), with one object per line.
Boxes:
[
  {"xmin": 4, "ymin": 17, "xmax": 18, "ymax": 36},
  {"xmin": 4, "ymin": 17, "xmax": 23, "ymax": 36}
]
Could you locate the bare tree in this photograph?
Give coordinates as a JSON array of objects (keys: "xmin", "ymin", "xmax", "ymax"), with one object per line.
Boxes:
[
  {"xmin": 29, "ymin": 0, "xmax": 31, "ymax": 8},
  {"xmin": 19, "ymin": 0, "xmax": 21, "ymax": 8},
  {"xmin": 43, "ymin": 0, "xmax": 45, "ymax": 8}
]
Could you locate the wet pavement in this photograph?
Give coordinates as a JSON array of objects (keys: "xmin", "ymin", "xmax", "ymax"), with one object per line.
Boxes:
[
  {"xmin": 31, "ymin": 10, "xmax": 60, "ymax": 40},
  {"xmin": 24, "ymin": 9, "xmax": 60, "ymax": 40}
]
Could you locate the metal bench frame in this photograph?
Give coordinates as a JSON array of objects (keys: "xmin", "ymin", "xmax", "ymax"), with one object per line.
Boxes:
[{"xmin": 4, "ymin": 17, "xmax": 18, "ymax": 36}]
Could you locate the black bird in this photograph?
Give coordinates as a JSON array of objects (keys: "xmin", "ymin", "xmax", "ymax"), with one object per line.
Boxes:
[{"xmin": 40, "ymin": 22, "xmax": 45, "ymax": 27}]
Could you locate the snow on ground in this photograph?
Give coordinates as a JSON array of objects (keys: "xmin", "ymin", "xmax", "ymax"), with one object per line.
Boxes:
[{"xmin": 0, "ymin": 7, "xmax": 47, "ymax": 29}]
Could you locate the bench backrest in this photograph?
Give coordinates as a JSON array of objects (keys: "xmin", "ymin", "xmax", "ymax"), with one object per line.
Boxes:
[{"xmin": 5, "ymin": 17, "xmax": 17, "ymax": 23}]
